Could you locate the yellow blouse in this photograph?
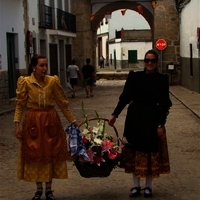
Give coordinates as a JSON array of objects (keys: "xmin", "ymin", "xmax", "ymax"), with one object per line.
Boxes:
[{"xmin": 14, "ymin": 73, "xmax": 75, "ymax": 123}]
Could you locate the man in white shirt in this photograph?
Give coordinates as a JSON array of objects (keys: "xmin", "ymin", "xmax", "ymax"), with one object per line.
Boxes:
[{"xmin": 67, "ymin": 59, "xmax": 81, "ymax": 98}]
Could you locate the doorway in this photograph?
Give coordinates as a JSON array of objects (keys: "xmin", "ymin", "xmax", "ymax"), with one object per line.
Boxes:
[
  {"xmin": 7, "ymin": 33, "xmax": 17, "ymax": 98},
  {"xmin": 65, "ymin": 44, "xmax": 72, "ymax": 71},
  {"xmin": 59, "ymin": 40, "xmax": 65, "ymax": 86},
  {"xmin": 49, "ymin": 44, "xmax": 58, "ymax": 75}
]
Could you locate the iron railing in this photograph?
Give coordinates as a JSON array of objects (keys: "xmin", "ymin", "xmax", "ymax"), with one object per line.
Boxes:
[
  {"xmin": 39, "ymin": 4, "xmax": 53, "ymax": 29},
  {"xmin": 57, "ymin": 9, "xmax": 76, "ymax": 33}
]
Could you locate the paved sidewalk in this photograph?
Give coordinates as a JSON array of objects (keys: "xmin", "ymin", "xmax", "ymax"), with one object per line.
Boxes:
[
  {"xmin": 0, "ymin": 84, "xmax": 199, "ymax": 119},
  {"xmin": 0, "ymin": 79, "xmax": 200, "ymax": 200},
  {"xmin": 169, "ymin": 85, "xmax": 200, "ymax": 118}
]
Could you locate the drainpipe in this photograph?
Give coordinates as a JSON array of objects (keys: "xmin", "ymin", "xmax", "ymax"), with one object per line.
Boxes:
[{"xmin": 23, "ymin": 0, "xmax": 29, "ymax": 69}]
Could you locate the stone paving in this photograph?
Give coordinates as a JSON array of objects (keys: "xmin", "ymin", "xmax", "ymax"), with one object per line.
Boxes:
[{"xmin": 0, "ymin": 80, "xmax": 200, "ymax": 200}]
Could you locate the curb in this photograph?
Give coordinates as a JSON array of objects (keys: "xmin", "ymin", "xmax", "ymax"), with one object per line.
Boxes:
[{"xmin": 169, "ymin": 91, "xmax": 200, "ymax": 119}]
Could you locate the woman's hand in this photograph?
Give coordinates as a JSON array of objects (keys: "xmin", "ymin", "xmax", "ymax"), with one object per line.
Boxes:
[
  {"xmin": 108, "ymin": 115, "xmax": 116, "ymax": 127},
  {"xmin": 73, "ymin": 121, "xmax": 79, "ymax": 127},
  {"xmin": 157, "ymin": 125, "xmax": 165, "ymax": 136},
  {"xmin": 15, "ymin": 126, "xmax": 22, "ymax": 139}
]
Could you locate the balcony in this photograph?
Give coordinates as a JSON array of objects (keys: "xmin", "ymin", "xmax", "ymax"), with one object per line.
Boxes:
[
  {"xmin": 39, "ymin": 4, "xmax": 53, "ymax": 29},
  {"xmin": 38, "ymin": 5, "xmax": 76, "ymax": 33},
  {"xmin": 57, "ymin": 9, "xmax": 76, "ymax": 33}
]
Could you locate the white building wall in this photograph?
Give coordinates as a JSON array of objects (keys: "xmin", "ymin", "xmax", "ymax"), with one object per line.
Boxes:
[
  {"xmin": 180, "ymin": 0, "xmax": 200, "ymax": 58},
  {"xmin": 109, "ymin": 41, "xmax": 152, "ymax": 60},
  {"xmin": 180, "ymin": 0, "xmax": 200, "ymax": 93},
  {"xmin": 102, "ymin": 35, "xmax": 108, "ymax": 58},
  {"xmin": 96, "ymin": 9, "xmax": 151, "ymax": 68},
  {"xmin": 0, "ymin": 0, "xmax": 26, "ymax": 71},
  {"xmin": 97, "ymin": 19, "xmax": 109, "ymax": 34}
]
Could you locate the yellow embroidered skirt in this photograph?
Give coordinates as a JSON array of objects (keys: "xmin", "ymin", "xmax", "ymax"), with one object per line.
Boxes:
[
  {"xmin": 17, "ymin": 108, "xmax": 70, "ymax": 182},
  {"xmin": 120, "ymin": 132, "xmax": 170, "ymax": 178}
]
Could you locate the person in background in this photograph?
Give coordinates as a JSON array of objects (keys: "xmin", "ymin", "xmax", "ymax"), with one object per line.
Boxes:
[
  {"xmin": 108, "ymin": 49, "xmax": 172, "ymax": 198},
  {"xmin": 67, "ymin": 59, "xmax": 81, "ymax": 98},
  {"xmin": 82, "ymin": 58, "xmax": 96, "ymax": 98},
  {"xmin": 14, "ymin": 54, "xmax": 78, "ymax": 200},
  {"xmin": 99, "ymin": 55, "xmax": 105, "ymax": 68}
]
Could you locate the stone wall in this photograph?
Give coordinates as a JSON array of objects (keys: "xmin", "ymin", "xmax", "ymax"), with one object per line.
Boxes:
[
  {"xmin": 0, "ymin": 69, "xmax": 27, "ymax": 105},
  {"xmin": 122, "ymin": 29, "xmax": 152, "ymax": 40},
  {"xmin": 0, "ymin": 72, "xmax": 9, "ymax": 105},
  {"xmin": 154, "ymin": 0, "xmax": 180, "ymax": 84},
  {"xmin": 71, "ymin": 0, "xmax": 97, "ymax": 69}
]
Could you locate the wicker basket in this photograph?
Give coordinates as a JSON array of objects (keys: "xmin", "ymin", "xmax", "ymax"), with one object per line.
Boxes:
[{"xmin": 75, "ymin": 118, "xmax": 120, "ymax": 178}]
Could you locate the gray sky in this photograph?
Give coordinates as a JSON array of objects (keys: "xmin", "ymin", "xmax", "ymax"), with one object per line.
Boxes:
[{"xmin": 109, "ymin": 9, "xmax": 150, "ymax": 38}]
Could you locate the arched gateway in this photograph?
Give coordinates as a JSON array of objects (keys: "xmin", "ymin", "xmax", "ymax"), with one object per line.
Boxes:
[{"xmin": 71, "ymin": 0, "xmax": 180, "ymax": 84}]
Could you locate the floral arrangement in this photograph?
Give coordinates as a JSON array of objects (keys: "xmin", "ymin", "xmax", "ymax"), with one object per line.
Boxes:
[{"xmin": 80, "ymin": 102, "xmax": 122, "ymax": 167}]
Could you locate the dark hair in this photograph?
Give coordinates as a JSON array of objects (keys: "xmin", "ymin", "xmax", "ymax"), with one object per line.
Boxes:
[
  {"xmin": 71, "ymin": 59, "xmax": 76, "ymax": 64},
  {"xmin": 86, "ymin": 58, "xmax": 90, "ymax": 64},
  {"xmin": 144, "ymin": 49, "xmax": 159, "ymax": 60},
  {"xmin": 28, "ymin": 54, "xmax": 47, "ymax": 75}
]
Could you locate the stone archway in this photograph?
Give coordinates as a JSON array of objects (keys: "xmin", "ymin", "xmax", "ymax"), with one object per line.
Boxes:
[
  {"xmin": 72, "ymin": 0, "xmax": 180, "ymax": 85},
  {"xmin": 91, "ymin": 2, "xmax": 154, "ymax": 31}
]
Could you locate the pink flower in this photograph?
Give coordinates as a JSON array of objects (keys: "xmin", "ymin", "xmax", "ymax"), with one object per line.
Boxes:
[
  {"xmin": 93, "ymin": 155, "xmax": 105, "ymax": 166},
  {"xmin": 86, "ymin": 148, "xmax": 95, "ymax": 162},
  {"xmin": 101, "ymin": 139, "xmax": 113, "ymax": 152}
]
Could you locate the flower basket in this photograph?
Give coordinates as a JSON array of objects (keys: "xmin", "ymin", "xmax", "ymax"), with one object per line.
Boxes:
[{"xmin": 75, "ymin": 118, "xmax": 121, "ymax": 178}]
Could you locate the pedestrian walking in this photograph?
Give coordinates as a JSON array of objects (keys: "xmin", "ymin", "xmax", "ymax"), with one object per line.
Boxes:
[
  {"xmin": 14, "ymin": 54, "xmax": 78, "ymax": 200},
  {"xmin": 99, "ymin": 55, "xmax": 105, "ymax": 68},
  {"xmin": 82, "ymin": 58, "xmax": 96, "ymax": 98},
  {"xmin": 108, "ymin": 49, "xmax": 172, "ymax": 198},
  {"xmin": 67, "ymin": 59, "xmax": 81, "ymax": 98}
]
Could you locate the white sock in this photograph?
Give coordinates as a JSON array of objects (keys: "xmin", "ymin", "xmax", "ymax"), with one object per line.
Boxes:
[
  {"xmin": 145, "ymin": 177, "xmax": 153, "ymax": 193},
  {"xmin": 45, "ymin": 181, "xmax": 52, "ymax": 192},
  {"xmin": 36, "ymin": 182, "xmax": 43, "ymax": 192},
  {"xmin": 133, "ymin": 173, "xmax": 140, "ymax": 188}
]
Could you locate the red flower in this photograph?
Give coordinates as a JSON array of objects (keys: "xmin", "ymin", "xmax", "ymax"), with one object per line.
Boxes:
[
  {"xmin": 101, "ymin": 139, "xmax": 113, "ymax": 152},
  {"xmin": 108, "ymin": 152, "xmax": 117, "ymax": 160},
  {"xmin": 82, "ymin": 136, "xmax": 89, "ymax": 144}
]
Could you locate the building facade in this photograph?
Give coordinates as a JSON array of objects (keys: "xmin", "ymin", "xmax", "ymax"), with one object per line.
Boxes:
[
  {"xmin": 27, "ymin": 0, "xmax": 76, "ymax": 88},
  {"xmin": 0, "ymin": 0, "xmax": 26, "ymax": 105},
  {"xmin": 0, "ymin": 0, "xmax": 76, "ymax": 105},
  {"xmin": 179, "ymin": 0, "xmax": 200, "ymax": 93},
  {"xmin": 96, "ymin": 10, "xmax": 152, "ymax": 70},
  {"xmin": 1, "ymin": 0, "xmax": 199, "ymax": 106}
]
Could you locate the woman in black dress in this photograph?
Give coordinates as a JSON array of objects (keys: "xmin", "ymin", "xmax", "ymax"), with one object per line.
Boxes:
[{"xmin": 108, "ymin": 49, "xmax": 172, "ymax": 198}]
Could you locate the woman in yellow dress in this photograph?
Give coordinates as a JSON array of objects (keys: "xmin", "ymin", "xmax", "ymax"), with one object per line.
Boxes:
[{"xmin": 14, "ymin": 54, "xmax": 78, "ymax": 200}]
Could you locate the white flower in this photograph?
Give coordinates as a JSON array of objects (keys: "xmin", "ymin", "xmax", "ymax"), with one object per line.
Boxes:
[
  {"xmin": 82, "ymin": 128, "xmax": 89, "ymax": 135},
  {"xmin": 92, "ymin": 126, "xmax": 99, "ymax": 134},
  {"xmin": 94, "ymin": 138, "xmax": 102, "ymax": 145}
]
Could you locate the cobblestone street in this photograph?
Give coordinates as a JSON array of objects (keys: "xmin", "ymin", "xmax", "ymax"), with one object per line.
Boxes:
[{"xmin": 0, "ymin": 80, "xmax": 200, "ymax": 200}]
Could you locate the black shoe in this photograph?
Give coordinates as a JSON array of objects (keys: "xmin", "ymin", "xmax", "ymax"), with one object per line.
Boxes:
[
  {"xmin": 129, "ymin": 187, "xmax": 141, "ymax": 198},
  {"xmin": 32, "ymin": 191, "xmax": 42, "ymax": 200},
  {"xmin": 143, "ymin": 187, "xmax": 152, "ymax": 198},
  {"xmin": 45, "ymin": 191, "xmax": 56, "ymax": 200}
]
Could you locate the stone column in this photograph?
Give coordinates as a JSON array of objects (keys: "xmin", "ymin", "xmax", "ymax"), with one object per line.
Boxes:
[
  {"xmin": 154, "ymin": 0, "xmax": 180, "ymax": 84},
  {"xmin": 71, "ymin": 0, "xmax": 96, "ymax": 69}
]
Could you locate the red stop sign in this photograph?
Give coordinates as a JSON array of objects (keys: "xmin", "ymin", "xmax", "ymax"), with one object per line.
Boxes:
[{"xmin": 156, "ymin": 39, "xmax": 167, "ymax": 50}]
